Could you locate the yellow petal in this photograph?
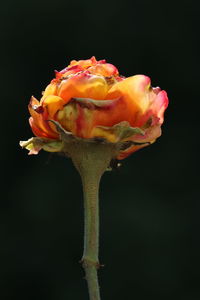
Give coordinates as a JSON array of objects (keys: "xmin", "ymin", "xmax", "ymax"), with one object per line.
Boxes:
[
  {"xmin": 106, "ymin": 75, "xmax": 151, "ymax": 118},
  {"xmin": 58, "ymin": 73, "xmax": 109, "ymax": 102},
  {"xmin": 42, "ymin": 95, "xmax": 65, "ymax": 119},
  {"xmin": 41, "ymin": 82, "xmax": 58, "ymax": 99}
]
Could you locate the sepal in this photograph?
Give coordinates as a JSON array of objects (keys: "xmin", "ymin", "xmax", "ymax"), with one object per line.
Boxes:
[
  {"xmin": 20, "ymin": 137, "xmax": 64, "ymax": 155},
  {"xmin": 96, "ymin": 121, "xmax": 144, "ymax": 142}
]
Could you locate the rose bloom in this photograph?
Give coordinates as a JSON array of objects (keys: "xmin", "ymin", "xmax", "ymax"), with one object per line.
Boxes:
[{"xmin": 25, "ymin": 56, "xmax": 168, "ymax": 159}]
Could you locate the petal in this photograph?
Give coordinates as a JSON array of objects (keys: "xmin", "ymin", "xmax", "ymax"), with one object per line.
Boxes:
[
  {"xmin": 88, "ymin": 63, "xmax": 119, "ymax": 77},
  {"xmin": 106, "ymin": 75, "xmax": 151, "ymax": 116},
  {"xmin": 42, "ymin": 95, "xmax": 66, "ymax": 119},
  {"xmin": 57, "ymin": 97, "xmax": 120, "ymax": 138},
  {"xmin": 29, "ymin": 117, "xmax": 50, "ymax": 138},
  {"xmin": 117, "ymin": 124, "xmax": 163, "ymax": 160},
  {"xmin": 56, "ymin": 65, "xmax": 84, "ymax": 78},
  {"xmin": 149, "ymin": 90, "xmax": 169, "ymax": 125},
  {"xmin": 58, "ymin": 72, "xmax": 109, "ymax": 102},
  {"xmin": 131, "ymin": 124, "xmax": 161, "ymax": 143},
  {"xmin": 56, "ymin": 96, "xmax": 140, "ymax": 140},
  {"xmin": 41, "ymin": 82, "xmax": 58, "ymax": 99},
  {"xmin": 117, "ymin": 143, "xmax": 149, "ymax": 160},
  {"xmin": 106, "ymin": 75, "xmax": 168, "ymax": 127},
  {"xmin": 133, "ymin": 90, "xmax": 169, "ymax": 128},
  {"xmin": 69, "ymin": 56, "xmax": 97, "ymax": 69},
  {"xmin": 28, "ymin": 96, "xmax": 58, "ymax": 139}
]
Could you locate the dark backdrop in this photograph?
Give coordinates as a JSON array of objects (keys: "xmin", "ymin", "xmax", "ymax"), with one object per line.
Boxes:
[{"xmin": 1, "ymin": 0, "xmax": 199, "ymax": 299}]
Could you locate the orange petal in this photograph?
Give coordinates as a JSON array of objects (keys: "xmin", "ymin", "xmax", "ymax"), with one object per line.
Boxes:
[
  {"xmin": 56, "ymin": 65, "xmax": 84, "ymax": 78},
  {"xmin": 57, "ymin": 96, "xmax": 136, "ymax": 139},
  {"xmin": 106, "ymin": 75, "xmax": 169, "ymax": 127},
  {"xmin": 28, "ymin": 96, "xmax": 58, "ymax": 138},
  {"xmin": 41, "ymin": 82, "xmax": 58, "ymax": 100},
  {"xmin": 42, "ymin": 95, "xmax": 66, "ymax": 119},
  {"xmin": 29, "ymin": 117, "xmax": 58, "ymax": 139},
  {"xmin": 88, "ymin": 63, "xmax": 119, "ymax": 77},
  {"xmin": 29, "ymin": 117, "xmax": 47, "ymax": 138},
  {"xmin": 106, "ymin": 75, "xmax": 151, "ymax": 122},
  {"xmin": 69, "ymin": 56, "xmax": 97, "ymax": 69},
  {"xmin": 58, "ymin": 73, "xmax": 109, "ymax": 102},
  {"xmin": 57, "ymin": 98, "xmax": 121, "ymax": 138}
]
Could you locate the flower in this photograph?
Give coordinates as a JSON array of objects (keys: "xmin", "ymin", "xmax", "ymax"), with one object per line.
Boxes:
[{"xmin": 20, "ymin": 56, "xmax": 168, "ymax": 159}]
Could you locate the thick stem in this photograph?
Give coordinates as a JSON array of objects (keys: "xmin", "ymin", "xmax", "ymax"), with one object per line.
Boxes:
[{"xmin": 68, "ymin": 141, "xmax": 116, "ymax": 300}]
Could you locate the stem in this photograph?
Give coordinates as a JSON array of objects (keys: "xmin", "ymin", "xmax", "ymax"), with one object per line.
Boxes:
[
  {"xmin": 81, "ymin": 171, "xmax": 101, "ymax": 300},
  {"xmin": 68, "ymin": 141, "xmax": 116, "ymax": 300}
]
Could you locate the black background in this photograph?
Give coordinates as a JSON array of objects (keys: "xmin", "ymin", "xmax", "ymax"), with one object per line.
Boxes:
[{"xmin": 1, "ymin": 0, "xmax": 199, "ymax": 299}]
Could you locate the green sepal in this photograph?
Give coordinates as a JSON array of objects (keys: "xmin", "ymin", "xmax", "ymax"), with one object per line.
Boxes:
[{"xmin": 96, "ymin": 121, "xmax": 145, "ymax": 142}]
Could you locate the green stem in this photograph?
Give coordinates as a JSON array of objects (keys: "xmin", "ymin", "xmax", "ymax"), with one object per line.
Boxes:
[
  {"xmin": 68, "ymin": 141, "xmax": 116, "ymax": 300},
  {"xmin": 81, "ymin": 171, "xmax": 101, "ymax": 300}
]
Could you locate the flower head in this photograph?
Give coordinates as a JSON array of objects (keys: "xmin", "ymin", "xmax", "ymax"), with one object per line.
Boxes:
[{"xmin": 20, "ymin": 57, "xmax": 168, "ymax": 159}]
